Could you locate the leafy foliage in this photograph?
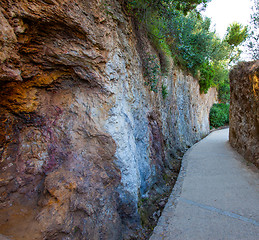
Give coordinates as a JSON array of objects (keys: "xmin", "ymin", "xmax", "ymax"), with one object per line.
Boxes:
[
  {"xmin": 199, "ymin": 61, "xmax": 215, "ymax": 94},
  {"xmin": 212, "ymin": 61, "xmax": 230, "ymax": 103},
  {"xmin": 164, "ymin": 10, "xmax": 245, "ymax": 93},
  {"xmin": 126, "ymin": 0, "xmax": 247, "ymax": 95},
  {"xmin": 166, "ymin": 11, "xmax": 214, "ymax": 76},
  {"xmin": 224, "ymin": 22, "xmax": 248, "ymax": 63},
  {"xmin": 218, "ymin": 79, "xmax": 230, "ymax": 103},
  {"xmin": 127, "ymin": 0, "xmax": 210, "ymax": 15},
  {"xmin": 209, "ymin": 103, "xmax": 229, "ymax": 128},
  {"xmin": 225, "ymin": 22, "xmax": 248, "ymax": 47}
]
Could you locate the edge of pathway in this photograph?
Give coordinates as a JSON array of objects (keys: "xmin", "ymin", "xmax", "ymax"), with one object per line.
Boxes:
[{"xmin": 150, "ymin": 129, "xmax": 222, "ymax": 239}]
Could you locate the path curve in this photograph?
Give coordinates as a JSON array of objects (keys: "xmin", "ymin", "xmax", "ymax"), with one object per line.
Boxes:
[{"xmin": 150, "ymin": 128, "xmax": 259, "ymax": 240}]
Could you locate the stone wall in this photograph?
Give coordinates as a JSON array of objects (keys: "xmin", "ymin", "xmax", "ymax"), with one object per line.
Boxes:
[
  {"xmin": 0, "ymin": 1, "xmax": 216, "ymax": 239},
  {"xmin": 229, "ymin": 61, "xmax": 259, "ymax": 167}
]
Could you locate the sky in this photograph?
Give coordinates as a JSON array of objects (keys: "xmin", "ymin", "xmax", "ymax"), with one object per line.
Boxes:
[{"xmin": 203, "ymin": 0, "xmax": 253, "ymax": 38}]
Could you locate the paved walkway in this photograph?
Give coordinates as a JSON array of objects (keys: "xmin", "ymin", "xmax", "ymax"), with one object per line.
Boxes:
[{"xmin": 150, "ymin": 128, "xmax": 259, "ymax": 240}]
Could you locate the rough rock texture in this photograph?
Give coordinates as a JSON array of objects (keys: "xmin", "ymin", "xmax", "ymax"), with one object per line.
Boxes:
[
  {"xmin": 0, "ymin": 0, "xmax": 217, "ymax": 239},
  {"xmin": 229, "ymin": 61, "xmax": 259, "ymax": 168}
]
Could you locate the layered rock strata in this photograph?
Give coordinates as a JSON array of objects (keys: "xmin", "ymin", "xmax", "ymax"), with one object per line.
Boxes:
[
  {"xmin": 0, "ymin": 0, "xmax": 216, "ymax": 239},
  {"xmin": 229, "ymin": 61, "xmax": 259, "ymax": 167}
]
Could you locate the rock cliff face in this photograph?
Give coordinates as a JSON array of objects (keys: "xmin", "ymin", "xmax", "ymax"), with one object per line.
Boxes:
[
  {"xmin": 229, "ymin": 61, "xmax": 259, "ymax": 168},
  {"xmin": 0, "ymin": 1, "xmax": 216, "ymax": 239}
]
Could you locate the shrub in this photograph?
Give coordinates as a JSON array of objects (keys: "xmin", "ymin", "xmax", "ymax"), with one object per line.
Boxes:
[
  {"xmin": 218, "ymin": 79, "xmax": 230, "ymax": 103},
  {"xmin": 166, "ymin": 11, "xmax": 215, "ymax": 76},
  {"xmin": 199, "ymin": 61, "xmax": 215, "ymax": 93},
  {"xmin": 209, "ymin": 103, "xmax": 229, "ymax": 128}
]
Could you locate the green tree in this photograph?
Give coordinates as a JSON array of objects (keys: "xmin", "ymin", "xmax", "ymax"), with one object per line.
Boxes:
[
  {"xmin": 224, "ymin": 22, "xmax": 248, "ymax": 63},
  {"xmin": 218, "ymin": 79, "xmax": 230, "ymax": 103},
  {"xmin": 225, "ymin": 22, "xmax": 248, "ymax": 47},
  {"xmin": 212, "ymin": 61, "xmax": 230, "ymax": 103},
  {"xmin": 199, "ymin": 61, "xmax": 215, "ymax": 94},
  {"xmin": 127, "ymin": 0, "xmax": 210, "ymax": 14},
  {"xmin": 127, "ymin": 0, "xmax": 247, "ymax": 95},
  {"xmin": 165, "ymin": 11, "xmax": 215, "ymax": 74}
]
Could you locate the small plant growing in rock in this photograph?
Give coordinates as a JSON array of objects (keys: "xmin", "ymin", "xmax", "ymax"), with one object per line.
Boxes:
[
  {"xmin": 143, "ymin": 55, "xmax": 161, "ymax": 92},
  {"xmin": 161, "ymin": 83, "xmax": 168, "ymax": 99}
]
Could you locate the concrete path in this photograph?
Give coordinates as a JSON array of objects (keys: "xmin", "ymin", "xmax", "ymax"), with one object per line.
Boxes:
[{"xmin": 150, "ymin": 128, "xmax": 259, "ymax": 240}]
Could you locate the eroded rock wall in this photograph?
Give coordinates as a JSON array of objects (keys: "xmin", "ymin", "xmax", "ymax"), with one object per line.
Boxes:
[
  {"xmin": 0, "ymin": 1, "xmax": 216, "ymax": 239},
  {"xmin": 229, "ymin": 61, "xmax": 259, "ymax": 167}
]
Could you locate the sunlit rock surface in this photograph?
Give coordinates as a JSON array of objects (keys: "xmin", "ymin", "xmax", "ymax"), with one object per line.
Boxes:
[
  {"xmin": 0, "ymin": 0, "xmax": 216, "ymax": 239},
  {"xmin": 229, "ymin": 61, "xmax": 259, "ymax": 168}
]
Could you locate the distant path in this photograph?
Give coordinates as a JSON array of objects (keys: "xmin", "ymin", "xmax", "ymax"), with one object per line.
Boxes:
[{"xmin": 150, "ymin": 129, "xmax": 259, "ymax": 240}]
